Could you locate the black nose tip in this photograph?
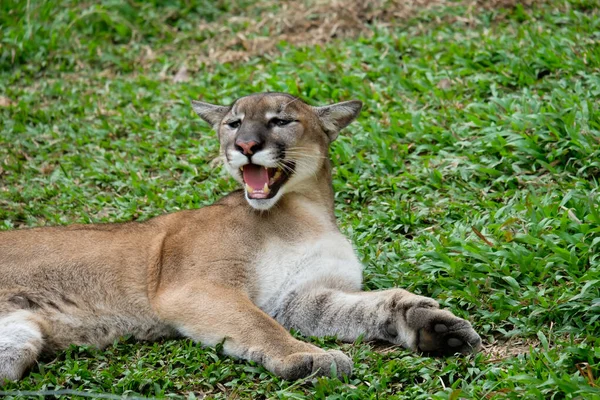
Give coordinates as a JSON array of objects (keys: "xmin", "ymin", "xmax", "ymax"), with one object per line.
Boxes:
[{"xmin": 235, "ymin": 139, "xmax": 262, "ymax": 155}]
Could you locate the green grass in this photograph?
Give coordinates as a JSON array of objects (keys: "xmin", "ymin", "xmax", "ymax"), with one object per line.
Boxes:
[{"xmin": 1, "ymin": 0, "xmax": 600, "ymax": 398}]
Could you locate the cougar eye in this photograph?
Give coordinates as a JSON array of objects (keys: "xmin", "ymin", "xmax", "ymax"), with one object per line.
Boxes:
[
  {"xmin": 270, "ymin": 118, "xmax": 293, "ymax": 127},
  {"xmin": 227, "ymin": 120, "xmax": 241, "ymax": 129}
]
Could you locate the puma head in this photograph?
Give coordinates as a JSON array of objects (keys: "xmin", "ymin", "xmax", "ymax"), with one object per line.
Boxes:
[{"xmin": 192, "ymin": 93, "xmax": 362, "ymax": 210}]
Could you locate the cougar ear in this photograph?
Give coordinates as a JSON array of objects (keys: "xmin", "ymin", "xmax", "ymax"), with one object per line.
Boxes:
[
  {"xmin": 313, "ymin": 100, "xmax": 362, "ymax": 141},
  {"xmin": 191, "ymin": 100, "xmax": 230, "ymax": 128}
]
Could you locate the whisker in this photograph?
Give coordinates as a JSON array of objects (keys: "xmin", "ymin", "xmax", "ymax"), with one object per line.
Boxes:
[
  {"xmin": 285, "ymin": 146, "xmax": 323, "ymax": 152},
  {"xmin": 284, "ymin": 148, "xmax": 328, "ymax": 158},
  {"xmin": 276, "ymin": 161, "xmax": 295, "ymax": 174},
  {"xmin": 283, "ymin": 152, "xmax": 328, "ymax": 159},
  {"xmin": 284, "ymin": 156, "xmax": 327, "ymax": 162},
  {"xmin": 284, "ymin": 150, "xmax": 326, "ymax": 155}
]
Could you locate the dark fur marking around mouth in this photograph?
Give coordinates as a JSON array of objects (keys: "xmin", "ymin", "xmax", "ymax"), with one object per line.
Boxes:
[
  {"xmin": 281, "ymin": 160, "xmax": 296, "ymax": 175},
  {"xmin": 275, "ymin": 142, "xmax": 287, "ymax": 160}
]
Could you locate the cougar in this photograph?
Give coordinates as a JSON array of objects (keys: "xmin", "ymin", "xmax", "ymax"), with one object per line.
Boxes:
[{"xmin": 0, "ymin": 92, "xmax": 481, "ymax": 382}]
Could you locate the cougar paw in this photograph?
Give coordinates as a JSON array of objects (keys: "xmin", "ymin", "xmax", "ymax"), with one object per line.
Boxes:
[
  {"xmin": 276, "ymin": 350, "xmax": 352, "ymax": 380},
  {"xmin": 410, "ymin": 308, "xmax": 481, "ymax": 356}
]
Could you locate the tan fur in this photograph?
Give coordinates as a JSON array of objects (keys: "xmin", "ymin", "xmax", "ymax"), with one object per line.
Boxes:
[{"xmin": 0, "ymin": 93, "xmax": 481, "ymax": 383}]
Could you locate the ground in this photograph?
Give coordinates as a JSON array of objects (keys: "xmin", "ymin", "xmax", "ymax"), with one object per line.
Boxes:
[{"xmin": 0, "ymin": 0, "xmax": 599, "ymax": 399}]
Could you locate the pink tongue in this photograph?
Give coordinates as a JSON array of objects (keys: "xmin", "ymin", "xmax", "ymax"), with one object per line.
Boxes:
[{"xmin": 243, "ymin": 164, "xmax": 269, "ymax": 190}]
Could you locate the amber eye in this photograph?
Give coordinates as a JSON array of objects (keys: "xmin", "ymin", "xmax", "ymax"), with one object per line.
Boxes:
[
  {"xmin": 227, "ymin": 120, "xmax": 241, "ymax": 129},
  {"xmin": 271, "ymin": 118, "xmax": 293, "ymax": 127}
]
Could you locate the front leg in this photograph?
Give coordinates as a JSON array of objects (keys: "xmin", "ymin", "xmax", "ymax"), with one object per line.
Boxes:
[
  {"xmin": 152, "ymin": 283, "xmax": 352, "ymax": 380},
  {"xmin": 276, "ymin": 286, "xmax": 482, "ymax": 356}
]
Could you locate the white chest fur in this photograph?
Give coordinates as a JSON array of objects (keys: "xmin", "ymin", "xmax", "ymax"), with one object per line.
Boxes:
[{"xmin": 254, "ymin": 231, "xmax": 363, "ymax": 316}]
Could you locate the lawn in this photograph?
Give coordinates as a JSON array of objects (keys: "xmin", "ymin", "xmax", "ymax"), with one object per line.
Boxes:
[{"xmin": 1, "ymin": 0, "xmax": 599, "ymax": 398}]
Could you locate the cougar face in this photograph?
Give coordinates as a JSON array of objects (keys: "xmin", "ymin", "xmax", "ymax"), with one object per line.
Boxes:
[{"xmin": 192, "ymin": 93, "xmax": 362, "ymax": 210}]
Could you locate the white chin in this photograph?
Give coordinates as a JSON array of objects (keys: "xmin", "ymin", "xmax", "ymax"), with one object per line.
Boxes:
[{"xmin": 245, "ymin": 188, "xmax": 285, "ymax": 210}]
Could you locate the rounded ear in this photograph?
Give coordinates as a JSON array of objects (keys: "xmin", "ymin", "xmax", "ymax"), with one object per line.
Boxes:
[
  {"xmin": 313, "ymin": 100, "xmax": 362, "ymax": 141},
  {"xmin": 191, "ymin": 100, "xmax": 230, "ymax": 129}
]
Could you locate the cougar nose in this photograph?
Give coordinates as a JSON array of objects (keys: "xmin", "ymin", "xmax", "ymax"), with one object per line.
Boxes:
[{"xmin": 235, "ymin": 139, "xmax": 262, "ymax": 155}]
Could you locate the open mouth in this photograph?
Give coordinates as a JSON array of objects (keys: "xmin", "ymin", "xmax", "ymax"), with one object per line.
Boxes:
[{"xmin": 241, "ymin": 163, "xmax": 293, "ymax": 199}]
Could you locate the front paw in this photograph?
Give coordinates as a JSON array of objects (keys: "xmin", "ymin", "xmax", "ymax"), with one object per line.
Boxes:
[
  {"xmin": 274, "ymin": 350, "xmax": 353, "ymax": 380},
  {"xmin": 408, "ymin": 307, "xmax": 481, "ymax": 356},
  {"xmin": 382, "ymin": 292, "xmax": 481, "ymax": 356}
]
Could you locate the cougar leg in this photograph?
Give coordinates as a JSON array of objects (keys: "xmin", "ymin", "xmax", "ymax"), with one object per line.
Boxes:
[
  {"xmin": 0, "ymin": 310, "xmax": 45, "ymax": 383},
  {"xmin": 277, "ymin": 286, "xmax": 482, "ymax": 356},
  {"xmin": 153, "ymin": 284, "xmax": 352, "ymax": 380}
]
